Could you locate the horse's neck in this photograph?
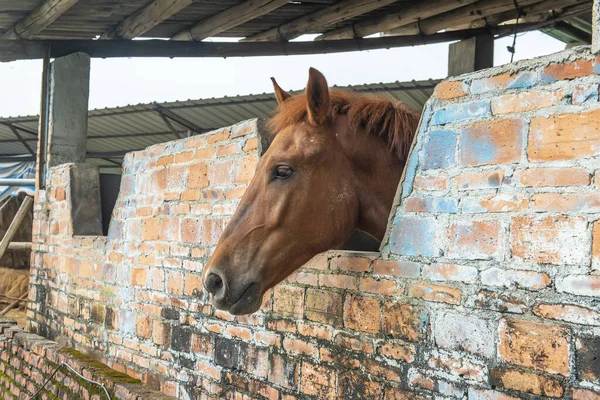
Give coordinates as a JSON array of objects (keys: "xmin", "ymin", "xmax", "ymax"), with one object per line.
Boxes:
[{"xmin": 339, "ymin": 119, "xmax": 405, "ymax": 241}]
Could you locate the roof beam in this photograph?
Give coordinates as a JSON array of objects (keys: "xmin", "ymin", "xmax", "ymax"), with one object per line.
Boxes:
[
  {"xmin": 315, "ymin": 0, "xmax": 479, "ymax": 40},
  {"xmin": 1, "ymin": 0, "xmax": 79, "ymax": 40},
  {"xmin": 101, "ymin": 0, "xmax": 195, "ymax": 40},
  {"xmin": 381, "ymin": 0, "xmax": 541, "ymax": 37},
  {"xmin": 171, "ymin": 0, "xmax": 288, "ymax": 41},
  {"xmin": 155, "ymin": 110, "xmax": 183, "ymax": 139},
  {"xmin": 241, "ymin": 0, "xmax": 399, "ymax": 42},
  {"xmin": 0, "ymin": 25, "xmax": 546, "ymax": 62},
  {"xmin": 153, "ymin": 103, "xmax": 203, "ymax": 132},
  {"xmin": 5, "ymin": 123, "xmax": 35, "ymax": 156}
]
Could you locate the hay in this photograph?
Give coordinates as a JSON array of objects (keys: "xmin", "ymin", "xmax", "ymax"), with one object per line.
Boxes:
[{"xmin": 0, "ymin": 267, "xmax": 29, "ymax": 299}]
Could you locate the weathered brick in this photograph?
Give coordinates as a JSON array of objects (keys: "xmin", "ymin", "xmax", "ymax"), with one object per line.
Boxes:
[
  {"xmin": 381, "ymin": 302, "xmax": 428, "ymax": 342},
  {"xmin": 373, "ymin": 260, "xmax": 420, "ymax": 278},
  {"xmin": 422, "ymin": 263, "xmax": 477, "ymax": 282},
  {"xmin": 451, "ymin": 170, "xmax": 504, "ymax": 190},
  {"xmin": 573, "ymin": 388, "xmax": 600, "ymax": 400},
  {"xmin": 480, "ymin": 268, "xmax": 549, "ymax": 291},
  {"xmin": 435, "ymin": 80, "xmax": 467, "ymax": 100},
  {"xmin": 408, "ymin": 370, "xmax": 434, "ymax": 391},
  {"xmin": 511, "ymin": 215, "xmax": 588, "ymax": 265},
  {"xmin": 431, "ymin": 100, "xmax": 490, "ymax": 125},
  {"xmin": 460, "ymin": 193, "xmax": 528, "ymax": 213},
  {"xmin": 435, "ymin": 312, "xmax": 494, "ymax": 358},
  {"xmin": 282, "ymin": 337, "xmax": 318, "ymax": 358},
  {"xmin": 300, "ymin": 362, "xmax": 335, "ymax": 398},
  {"xmin": 471, "ymin": 71, "xmax": 537, "ymax": 94},
  {"xmin": 334, "ymin": 332, "xmax": 373, "ymax": 353},
  {"xmin": 358, "ymin": 277, "xmax": 403, "ymax": 296},
  {"xmin": 297, "ymin": 321, "xmax": 332, "ymax": 341},
  {"xmin": 490, "ymin": 368, "xmax": 563, "ymax": 397},
  {"xmin": 338, "ymin": 372, "xmax": 383, "ymax": 400},
  {"xmin": 273, "ymin": 285, "xmax": 304, "ymax": 318},
  {"xmin": 384, "ymin": 386, "xmax": 428, "ymax": 400},
  {"xmin": 475, "ymin": 290, "xmax": 526, "ymax": 314},
  {"xmin": 421, "ymin": 130, "xmax": 457, "ymax": 169},
  {"xmin": 234, "ymin": 155, "xmax": 257, "ymax": 184},
  {"xmin": 467, "ymin": 388, "xmax": 520, "ymax": 400},
  {"xmin": 408, "ymin": 282, "xmax": 461, "ymax": 305},
  {"xmin": 499, "ymin": 319, "xmax": 569, "ymax": 375},
  {"xmin": 529, "ymin": 109, "xmax": 600, "ymax": 161},
  {"xmin": 459, "ymin": 119, "xmax": 524, "ymax": 166},
  {"xmin": 187, "ymin": 162, "xmax": 208, "ymax": 188},
  {"xmin": 447, "ymin": 220, "xmax": 503, "ymax": 260},
  {"xmin": 305, "ymin": 289, "xmax": 342, "ymax": 326},
  {"xmin": 388, "ymin": 216, "xmax": 440, "ymax": 257},
  {"xmin": 152, "ymin": 320, "xmax": 171, "ymax": 346},
  {"xmin": 319, "ymin": 273, "xmax": 357, "ymax": 290},
  {"xmin": 573, "ymin": 83, "xmax": 599, "ymax": 105},
  {"xmin": 413, "ymin": 174, "xmax": 448, "ymax": 191},
  {"xmin": 594, "ymin": 220, "xmax": 600, "ymax": 271},
  {"xmin": 343, "ymin": 294, "xmax": 380, "ymax": 334},
  {"xmin": 377, "ymin": 342, "xmax": 415, "ymax": 363},
  {"xmin": 142, "ymin": 218, "xmax": 160, "ymax": 240},
  {"xmin": 491, "ymin": 90, "xmax": 563, "ymax": 114},
  {"xmin": 533, "ymin": 303, "xmax": 600, "ymax": 326},
  {"xmin": 136, "ymin": 315, "xmax": 151, "ymax": 339},
  {"xmin": 405, "ymin": 196, "xmax": 457, "ymax": 213},
  {"xmin": 542, "ymin": 58, "xmax": 593, "ymax": 82},
  {"xmin": 428, "ymin": 350, "xmax": 486, "ymax": 382},
  {"xmin": 517, "ymin": 167, "xmax": 590, "ymax": 187},
  {"xmin": 531, "ymin": 192, "xmax": 600, "ymax": 213},
  {"xmin": 330, "ymin": 255, "xmax": 370, "ymax": 272},
  {"xmin": 576, "ymin": 335, "xmax": 600, "ymax": 383},
  {"xmin": 269, "ymin": 353, "xmax": 298, "ymax": 389}
]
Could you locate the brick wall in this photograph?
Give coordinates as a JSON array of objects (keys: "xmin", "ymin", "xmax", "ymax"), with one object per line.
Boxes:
[
  {"xmin": 0, "ymin": 318, "xmax": 173, "ymax": 399},
  {"xmin": 20, "ymin": 47, "xmax": 600, "ymax": 400}
]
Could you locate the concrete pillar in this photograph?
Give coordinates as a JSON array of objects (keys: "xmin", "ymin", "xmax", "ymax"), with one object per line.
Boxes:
[
  {"xmin": 46, "ymin": 52, "xmax": 90, "ymax": 168},
  {"xmin": 448, "ymin": 35, "xmax": 494, "ymax": 77},
  {"xmin": 593, "ymin": 0, "xmax": 600, "ymax": 53}
]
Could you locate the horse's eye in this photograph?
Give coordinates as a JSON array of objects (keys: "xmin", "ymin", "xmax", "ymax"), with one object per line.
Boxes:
[{"xmin": 273, "ymin": 165, "xmax": 293, "ymax": 180}]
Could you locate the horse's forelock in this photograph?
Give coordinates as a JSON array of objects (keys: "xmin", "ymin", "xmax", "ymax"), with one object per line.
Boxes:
[{"xmin": 267, "ymin": 89, "xmax": 419, "ymax": 160}]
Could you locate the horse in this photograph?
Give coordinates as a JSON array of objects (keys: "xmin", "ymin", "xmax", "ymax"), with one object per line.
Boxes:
[{"xmin": 202, "ymin": 67, "xmax": 420, "ymax": 315}]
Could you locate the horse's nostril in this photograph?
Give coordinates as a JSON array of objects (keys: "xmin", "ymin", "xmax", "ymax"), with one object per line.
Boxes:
[{"xmin": 205, "ymin": 273, "xmax": 223, "ymax": 296}]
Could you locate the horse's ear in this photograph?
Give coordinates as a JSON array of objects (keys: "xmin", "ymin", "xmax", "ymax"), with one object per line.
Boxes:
[
  {"xmin": 271, "ymin": 77, "xmax": 291, "ymax": 106},
  {"xmin": 306, "ymin": 67, "xmax": 330, "ymax": 126}
]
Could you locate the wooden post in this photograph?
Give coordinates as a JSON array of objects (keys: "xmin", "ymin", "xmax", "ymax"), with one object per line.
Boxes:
[
  {"xmin": 448, "ymin": 34, "xmax": 494, "ymax": 77},
  {"xmin": 0, "ymin": 196, "xmax": 33, "ymax": 261},
  {"xmin": 593, "ymin": 0, "xmax": 600, "ymax": 53}
]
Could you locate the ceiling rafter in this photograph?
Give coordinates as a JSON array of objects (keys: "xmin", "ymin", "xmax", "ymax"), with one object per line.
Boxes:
[{"xmin": 1, "ymin": 0, "xmax": 80, "ymax": 40}]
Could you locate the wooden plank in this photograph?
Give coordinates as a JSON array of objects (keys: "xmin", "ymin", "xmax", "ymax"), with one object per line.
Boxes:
[
  {"xmin": 382, "ymin": 0, "xmax": 541, "ymax": 37},
  {"xmin": 171, "ymin": 0, "xmax": 288, "ymax": 41},
  {"xmin": 0, "ymin": 24, "xmax": 548, "ymax": 62},
  {"xmin": 1, "ymin": 0, "xmax": 80, "ymax": 40},
  {"xmin": 0, "ymin": 196, "xmax": 33, "ymax": 261},
  {"xmin": 242, "ymin": 0, "xmax": 399, "ymax": 42},
  {"xmin": 101, "ymin": 0, "xmax": 194, "ymax": 40},
  {"xmin": 36, "ymin": 46, "xmax": 50, "ymax": 191},
  {"xmin": 316, "ymin": 0, "xmax": 479, "ymax": 40},
  {"xmin": 7, "ymin": 242, "xmax": 32, "ymax": 251}
]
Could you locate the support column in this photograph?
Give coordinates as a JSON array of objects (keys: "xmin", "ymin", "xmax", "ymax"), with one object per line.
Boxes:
[
  {"xmin": 448, "ymin": 35, "xmax": 494, "ymax": 77},
  {"xmin": 593, "ymin": 0, "xmax": 600, "ymax": 53},
  {"xmin": 46, "ymin": 52, "xmax": 90, "ymax": 168}
]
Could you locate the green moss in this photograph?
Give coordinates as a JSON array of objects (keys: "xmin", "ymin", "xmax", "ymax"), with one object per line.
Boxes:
[{"xmin": 59, "ymin": 348, "xmax": 140, "ymax": 384}]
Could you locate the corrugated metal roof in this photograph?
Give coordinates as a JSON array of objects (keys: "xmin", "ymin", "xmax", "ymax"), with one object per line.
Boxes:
[{"xmin": 0, "ymin": 79, "xmax": 439, "ymax": 172}]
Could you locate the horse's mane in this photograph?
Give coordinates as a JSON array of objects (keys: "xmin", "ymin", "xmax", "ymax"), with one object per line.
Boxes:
[{"xmin": 268, "ymin": 89, "xmax": 420, "ymax": 160}]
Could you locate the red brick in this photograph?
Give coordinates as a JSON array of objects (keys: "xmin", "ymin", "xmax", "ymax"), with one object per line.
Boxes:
[
  {"xmin": 499, "ymin": 319, "xmax": 569, "ymax": 375},
  {"xmin": 159, "ymin": 216, "xmax": 180, "ymax": 242},
  {"xmin": 460, "ymin": 119, "xmax": 524, "ymax": 166},
  {"xmin": 492, "ymin": 90, "xmax": 563, "ymax": 114},
  {"xmin": 576, "ymin": 335, "xmax": 600, "ymax": 384},
  {"xmin": 330, "ymin": 256, "xmax": 370, "ymax": 272},
  {"xmin": 207, "ymin": 129, "xmax": 230, "ymax": 144},
  {"xmin": 319, "ymin": 273, "xmax": 356, "ymax": 290},
  {"xmin": 381, "ymin": 302, "xmax": 428, "ymax": 341},
  {"xmin": 422, "ymin": 263, "xmax": 477, "ymax": 282},
  {"xmin": 435, "ymin": 80, "xmax": 467, "ymax": 100},
  {"xmin": 191, "ymin": 333, "xmax": 213, "ymax": 357},
  {"xmin": 475, "ymin": 289, "xmax": 526, "ymax": 314},
  {"xmin": 285, "ymin": 270, "xmax": 318, "ymax": 286},
  {"xmin": 132, "ymin": 267, "xmax": 147, "ymax": 287},
  {"xmin": 334, "ymin": 332, "xmax": 373, "ymax": 353},
  {"xmin": 468, "ymin": 388, "xmax": 520, "ymax": 400},
  {"xmin": 320, "ymin": 348, "xmax": 361, "ymax": 370},
  {"xmin": 142, "ymin": 218, "xmax": 160, "ymax": 240},
  {"xmin": 447, "ymin": 220, "xmax": 503, "ymax": 260},
  {"xmin": 208, "ymin": 160, "xmax": 232, "ymax": 186},
  {"xmin": 225, "ymin": 326, "xmax": 251, "ymax": 340},
  {"xmin": 358, "ymin": 277, "xmax": 403, "ymax": 296},
  {"xmin": 197, "ymin": 360, "xmax": 222, "ymax": 380},
  {"xmin": 187, "ymin": 162, "xmax": 208, "ymax": 188},
  {"xmin": 152, "ymin": 320, "xmax": 171, "ymax": 346},
  {"xmin": 460, "ymin": 193, "xmax": 529, "ymax": 213},
  {"xmin": 428, "ymin": 350, "xmax": 486, "ymax": 382},
  {"xmin": 243, "ymin": 137, "xmax": 258, "ymax": 152},
  {"xmin": 413, "ymin": 174, "xmax": 448, "ymax": 191},
  {"xmin": 305, "ymin": 289, "xmax": 342, "ymax": 326},
  {"xmin": 194, "ymin": 147, "xmax": 216, "ymax": 159},
  {"xmin": 594, "ymin": 220, "xmax": 600, "ymax": 271},
  {"xmin": 529, "ymin": 109, "xmax": 600, "ymax": 161},
  {"xmin": 543, "ymin": 58, "xmax": 593, "ymax": 81},
  {"xmin": 373, "ymin": 260, "xmax": 420, "ymax": 277},
  {"xmin": 254, "ymin": 331, "xmax": 281, "ymax": 347},
  {"xmin": 557, "ymin": 275, "xmax": 600, "ymax": 297},
  {"xmin": 343, "ymin": 294, "xmax": 380, "ymax": 334},
  {"xmin": 136, "ymin": 315, "xmax": 151, "ymax": 339},
  {"xmin": 408, "ymin": 371, "xmax": 434, "ymax": 391},
  {"xmin": 573, "ymin": 388, "xmax": 600, "ymax": 400},
  {"xmin": 451, "ymin": 170, "xmax": 504, "ymax": 190},
  {"xmin": 180, "ymin": 218, "xmax": 201, "ymax": 243},
  {"xmin": 490, "ymin": 368, "xmax": 563, "ymax": 398},
  {"xmin": 378, "ymin": 342, "xmax": 415, "ymax": 363},
  {"xmin": 156, "ymin": 155, "xmax": 173, "ymax": 166},
  {"xmin": 217, "ymin": 142, "xmax": 241, "ymax": 156},
  {"xmin": 480, "ymin": 268, "xmax": 549, "ymax": 291},
  {"xmin": 303, "ymin": 254, "xmax": 329, "ymax": 270},
  {"xmin": 183, "ymin": 274, "xmax": 203, "ymax": 296},
  {"xmin": 269, "ymin": 353, "xmax": 298, "ymax": 389},
  {"xmin": 338, "ymin": 372, "xmax": 383, "ymax": 400},
  {"xmin": 408, "ymin": 282, "xmax": 461, "ymax": 305},
  {"xmin": 531, "ymin": 192, "xmax": 600, "ymax": 212},
  {"xmin": 517, "ymin": 167, "xmax": 590, "ymax": 187},
  {"xmin": 234, "ymin": 155, "xmax": 257, "ymax": 184},
  {"xmin": 297, "ymin": 322, "xmax": 332, "ymax": 341},
  {"xmin": 273, "ymin": 285, "xmax": 304, "ymax": 318},
  {"xmin": 174, "ymin": 151, "xmax": 194, "ymax": 163},
  {"xmin": 511, "ymin": 215, "xmax": 588, "ymax": 264},
  {"xmin": 470, "ymin": 72, "xmax": 514, "ymax": 93},
  {"xmin": 384, "ymin": 387, "xmax": 427, "ymax": 400},
  {"xmin": 533, "ymin": 303, "xmax": 600, "ymax": 326},
  {"xmin": 300, "ymin": 362, "xmax": 335, "ymax": 398},
  {"xmin": 364, "ymin": 359, "xmax": 402, "ymax": 382}
]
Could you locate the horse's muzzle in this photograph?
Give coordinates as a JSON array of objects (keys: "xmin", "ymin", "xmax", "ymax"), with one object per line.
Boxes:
[{"xmin": 203, "ymin": 269, "xmax": 263, "ymax": 315}]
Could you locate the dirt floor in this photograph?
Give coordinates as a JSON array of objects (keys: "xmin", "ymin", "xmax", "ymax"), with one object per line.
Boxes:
[{"xmin": 0, "ymin": 267, "xmax": 29, "ymax": 327}]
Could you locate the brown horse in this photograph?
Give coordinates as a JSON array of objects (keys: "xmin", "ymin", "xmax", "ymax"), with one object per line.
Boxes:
[{"xmin": 202, "ymin": 68, "xmax": 419, "ymax": 315}]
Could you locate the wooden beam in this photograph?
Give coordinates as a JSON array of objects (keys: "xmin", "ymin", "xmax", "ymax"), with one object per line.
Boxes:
[
  {"xmin": 1, "ymin": 0, "xmax": 79, "ymax": 40},
  {"xmin": 0, "ymin": 292, "xmax": 28, "ymax": 316},
  {"xmin": 0, "ymin": 196, "xmax": 33, "ymax": 262},
  {"xmin": 101, "ymin": 0, "xmax": 195, "ymax": 40},
  {"xmin": 7, "ymin": 242, "xmax": 32, "ymax": 251},
  {"xmin": 171, "ymin": 0, "xmax": 288, "ymax": 41},
  {"xmin": 242, "ymin": 0, "xmax": 399, "ymax": 42},
  {"xmin": 0, "ymin": 24, "xmax": 546, "ymax": 62},
  {"xmin": 315, "ymin": 0, "xmax": 479, "ymax": 40},
  {"xmin": 5, "ymin": 124, "xmax": 35, "ymax": 156},
  {"xmin": 382, "ymin": 0, "xmax": 541, "ymax": 37}
]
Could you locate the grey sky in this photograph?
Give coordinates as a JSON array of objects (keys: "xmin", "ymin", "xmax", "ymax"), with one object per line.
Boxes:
[{"xmin": 0, "ymin": 32, "xmax": 565, "ymax": 118}]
